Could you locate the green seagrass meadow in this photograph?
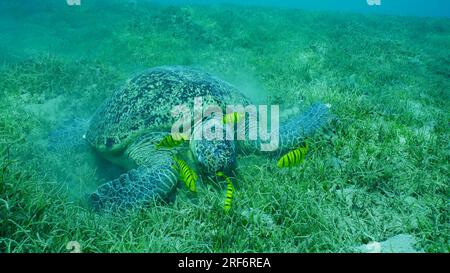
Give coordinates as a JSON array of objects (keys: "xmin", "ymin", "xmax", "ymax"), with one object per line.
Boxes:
[{"xmin": 0, "ymin": 1, "xmax": 448, "ymax": 252}]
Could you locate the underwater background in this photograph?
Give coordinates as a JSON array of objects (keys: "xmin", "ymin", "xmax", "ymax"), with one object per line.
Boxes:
[{"xmin": 0, "ymin": 0, "xmax": 449, "ymax": 252}]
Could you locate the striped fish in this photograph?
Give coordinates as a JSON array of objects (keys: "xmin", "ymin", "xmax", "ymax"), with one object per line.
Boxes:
[
  {"xmin": 223, "ymin": 112, "xmax": 242, "ymax": 124},
  {"xmin": 156, "ymin": 133, "xmax": 188, "ymax": 149},
  {"xmin": 277, "ymin": 143, "xmax": 308, "ymax": 168},
  {"xmin": 216, "ymin": 171, "xmax": 234, "ymax": 213},
  {"xmin": 176, "ymin": 158, "xmax": 197, "ymax": 192}
]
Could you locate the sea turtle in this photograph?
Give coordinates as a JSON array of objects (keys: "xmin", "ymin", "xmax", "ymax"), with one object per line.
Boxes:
[{"xmin": 50, "ymin": 66, "xmax": 330, "ymax": 210}]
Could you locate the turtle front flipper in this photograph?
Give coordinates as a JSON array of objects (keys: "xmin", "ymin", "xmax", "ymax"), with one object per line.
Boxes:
[
  {"xmin": 89, "ymin": 133, "xmax": 179, "ymax": 211},
  {"xmin": 238, "ymin": 103, "xmax": 330, "ymax": 155},
  {"xmin": 279, "ymin": 103, "xmax": 331, "ymax": 153}
]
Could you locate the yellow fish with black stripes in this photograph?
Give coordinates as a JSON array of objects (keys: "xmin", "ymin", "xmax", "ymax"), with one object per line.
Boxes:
[
  {"xmin": 216, "ymin": 171, "xmax": 234, "ymax": 213},
  {"xmin": 223, "ymin": 112, "xmax": 242, "ymax": 124},
  {"xmin": 277, "ymin": 143, "xmax": 308, "ymax": 168},
  {"xmin": 156, "ymin": 133, "xmax": 189, "ymax": 149},
  {"xmin": 175, "ymin": 158, "xmax": 197, "ymax": 192}
]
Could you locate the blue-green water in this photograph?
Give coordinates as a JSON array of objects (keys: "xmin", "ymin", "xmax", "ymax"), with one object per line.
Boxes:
[{"xmin": 159, "ymin": 0, "xmax": 450, "ymax": 17}]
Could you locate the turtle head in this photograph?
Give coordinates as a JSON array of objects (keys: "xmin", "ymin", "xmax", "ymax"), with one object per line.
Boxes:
[{"xmin": 189, "ymin": 120, "xmax": 236, "ymax": 175}]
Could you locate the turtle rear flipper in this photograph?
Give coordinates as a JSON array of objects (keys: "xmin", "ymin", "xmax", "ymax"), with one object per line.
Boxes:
[{"xmin": 88, "ymin": 133, "xmax": 179, "ymax": 211}]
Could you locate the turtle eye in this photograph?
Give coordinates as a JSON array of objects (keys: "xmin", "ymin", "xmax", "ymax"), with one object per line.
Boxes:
[{"xmin": 105, "ymin": 137, "xmax": 115, "ymax": 148}]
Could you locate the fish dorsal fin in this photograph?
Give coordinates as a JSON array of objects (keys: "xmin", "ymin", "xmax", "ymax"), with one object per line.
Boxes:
[{"xmin": 156, "ymin": 133, "xmax": 189, "ymax": 149}]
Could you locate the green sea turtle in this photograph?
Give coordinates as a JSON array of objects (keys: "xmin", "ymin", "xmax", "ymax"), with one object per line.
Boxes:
[{"xmin": 50, "ymin": 66, "xmax": 330, "ymax": 210}]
